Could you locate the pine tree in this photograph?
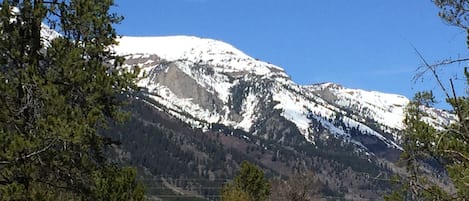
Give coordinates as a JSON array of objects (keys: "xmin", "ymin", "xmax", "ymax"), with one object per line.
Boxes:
[
  {"xmin": 386, "ymin": 1, "xmax": 469, "ymax": 200},
  {"xmin": 0, "ymin": 0, "xmax": 144, "ymax": 200},
  {"xmin": 221, "ymin": 161, "xmax": 270, "ymax": 201}
]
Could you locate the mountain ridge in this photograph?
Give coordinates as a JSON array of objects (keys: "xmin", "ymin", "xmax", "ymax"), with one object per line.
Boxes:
[
  {"xmin": 36, "ymin": 24, "xmax": 455, "ymax": 199},
  {"xmin": 113, "ymin": 35, "xmax": 455, "ymax": 155}
]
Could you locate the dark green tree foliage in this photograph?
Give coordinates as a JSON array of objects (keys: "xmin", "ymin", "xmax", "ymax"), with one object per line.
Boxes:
[
  {"xmin": 434, "ymin": 0, "xmax": 469, "ymax": 48},
  {"xmin": 385, "ymin": 92, "xmax": 450, "ymax": 201},
  {"xmin": 434, "ymin": 0, "xmax": 469, "ymax": 28},
  {"xmin": 386, "ymin": 1, "xmax": 469, "ymax": 200},
  {"xmin": 222, "ymin": 161, "xmax": 270, "ymax": 201},
  {"xmin": 0, "ymin": 0, "xmax": 144, "ymax": 200}
]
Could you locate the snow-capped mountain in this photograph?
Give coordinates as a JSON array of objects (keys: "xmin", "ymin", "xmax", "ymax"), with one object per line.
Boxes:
[
  {"xmin": 114, "ymin": 35, "xmax": 454, "ymax": 157},
  {"xmin": 35, "ymin": 26, "xmax": 455, "ymax": 198}
]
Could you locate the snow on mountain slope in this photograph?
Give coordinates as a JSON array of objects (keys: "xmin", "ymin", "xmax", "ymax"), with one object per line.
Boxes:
[
  {"xmin": 114, "ymin": 35, "xmax": 454, "ymax": 153},
  {"xmin": 304, "ymin": 83, "xmax": 455, "ymax": 140},
  {"xmin": 41, "ymin": 24, "xmax": 61, "ymax": 45},
  {"xmin": 116, "ymin": 36, "xmax": 300, "ymax": 133},
  {"xmin": 306, "ymin": 83, "xmax": 409, "ymax": 130},
  {"xmin": 115, "ymin": 36, "xmax": 285, "ymax": 76}
]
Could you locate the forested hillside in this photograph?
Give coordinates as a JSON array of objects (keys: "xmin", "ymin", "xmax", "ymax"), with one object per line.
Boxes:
[{"xmin": 103, "ymin": 95, "xmax": 397, "ymax": 200}]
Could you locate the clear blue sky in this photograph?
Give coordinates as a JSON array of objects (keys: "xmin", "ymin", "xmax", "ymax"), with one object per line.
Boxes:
[{"xmin": 113, "ymin": 0, "xmax": 467, "ymax": 104}]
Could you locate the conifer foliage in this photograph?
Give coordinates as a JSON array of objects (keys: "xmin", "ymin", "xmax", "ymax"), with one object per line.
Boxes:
[
  {"xmin": 221, "ymin": 161, "xmax": 270, "ymax": 201},
  {"xmin": 0, "ymin": 0, "xmax": 144, "ymax": 200},
  {"xmin": 386, "ymin": 1, "xmax": 469, "ymax": 200}
]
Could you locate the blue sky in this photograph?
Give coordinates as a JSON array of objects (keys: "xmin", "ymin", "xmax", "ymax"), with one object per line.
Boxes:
[{"xmin": 113, "ymin": 0, "xmax": 467, "ymax": 104}]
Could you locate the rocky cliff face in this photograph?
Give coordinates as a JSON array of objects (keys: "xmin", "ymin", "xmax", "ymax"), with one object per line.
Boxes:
[{"xmin": 114, "ymin": 35, "xmax": 454, "ymax": 159}]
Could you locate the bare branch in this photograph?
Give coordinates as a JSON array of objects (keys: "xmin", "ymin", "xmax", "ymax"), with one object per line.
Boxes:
[
  {"xmin": 428, "ymin": 58, "xmax": 469, "ymax": 68},
  {"xmin": 0, "ymin": 139, "xmax": 57, "ymax": 165},
  {"xmin": 412, "ymin": 45, "xmax": 454, "ymax": 101}
]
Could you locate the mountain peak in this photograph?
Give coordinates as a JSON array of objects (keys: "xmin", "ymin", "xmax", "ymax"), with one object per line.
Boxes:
[
  {"xmin": 115, "ymin": 35, "xmax": 286, "ymax": 75},
  {"xmin": 115, "ymin": 35, "xmax": 246, "ymax": 59}
]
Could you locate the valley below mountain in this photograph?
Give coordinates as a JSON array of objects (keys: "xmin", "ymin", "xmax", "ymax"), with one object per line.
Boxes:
[{"xmin": 103, "ymin": 35, "xmax": 454, "ymax": 200}]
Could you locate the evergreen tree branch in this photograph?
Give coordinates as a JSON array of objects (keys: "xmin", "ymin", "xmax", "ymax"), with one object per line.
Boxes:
[
  {"xmin": 440, "ymin": 149, "xmax": 469, "ymax": 162},
  {"xmin": 0, "ymin": 139, "xmax": 56, "ymax": 165}
]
